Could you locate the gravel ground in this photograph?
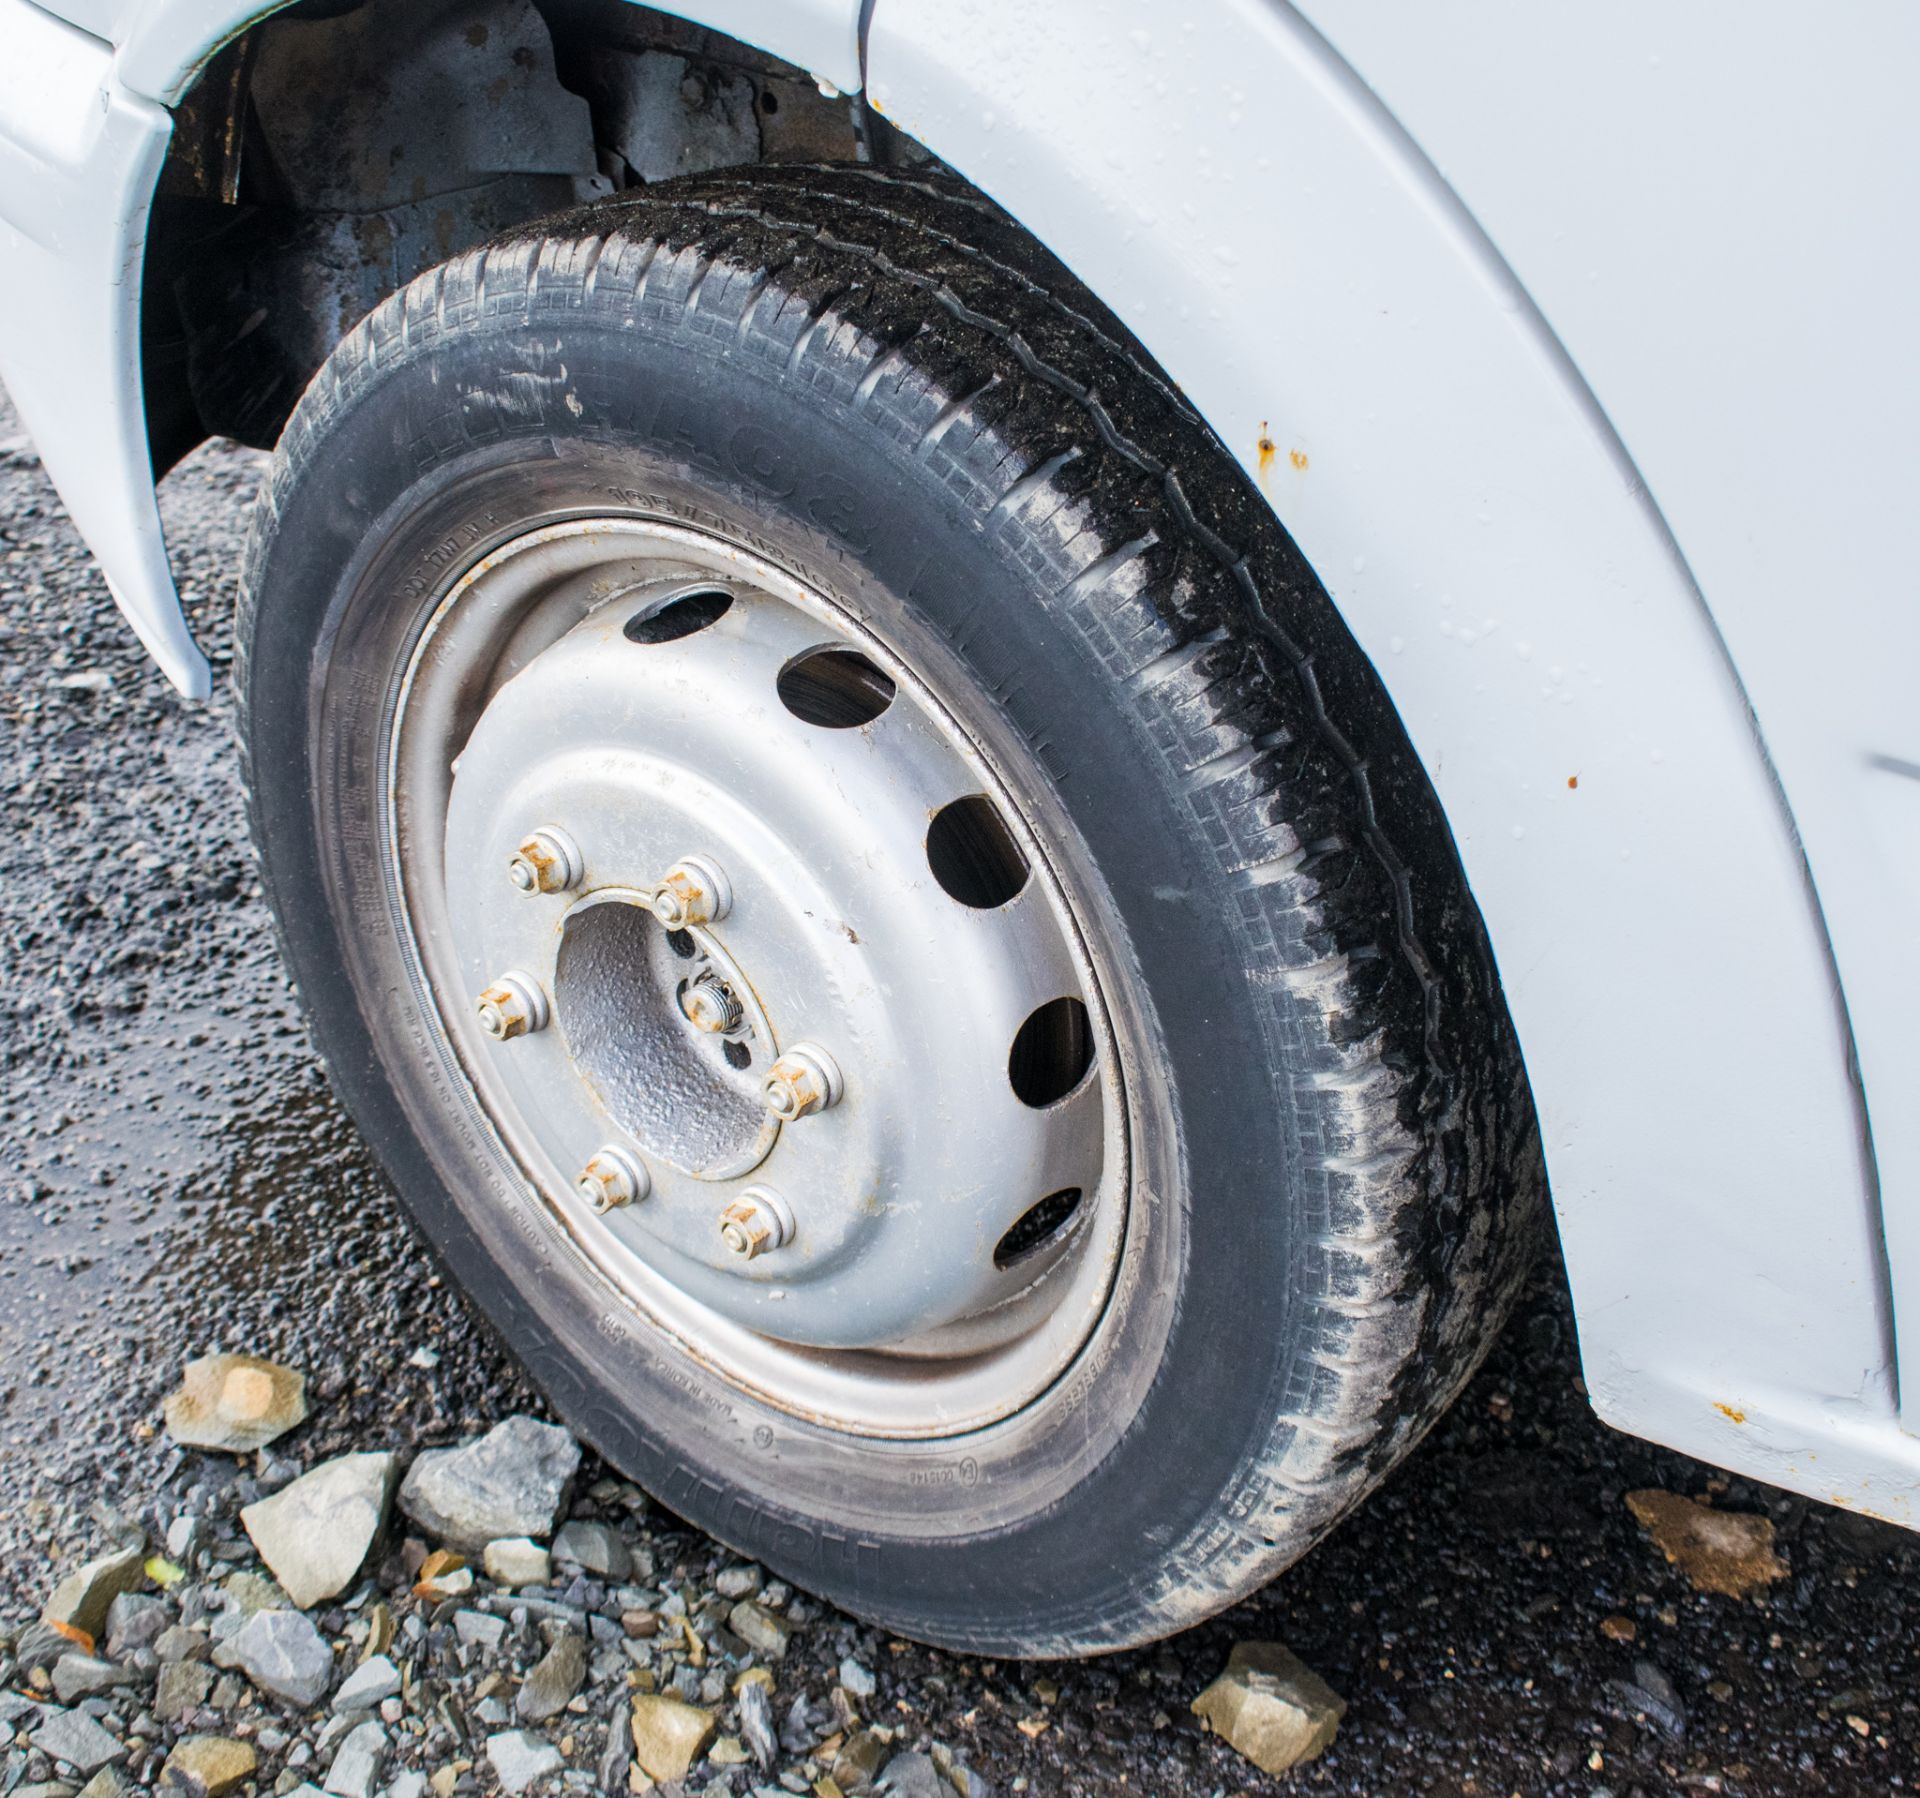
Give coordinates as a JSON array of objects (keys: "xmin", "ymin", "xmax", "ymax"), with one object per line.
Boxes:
[{"xmin": 0, "ymin": 388, "xmax": 1915, "ymax": 1796}]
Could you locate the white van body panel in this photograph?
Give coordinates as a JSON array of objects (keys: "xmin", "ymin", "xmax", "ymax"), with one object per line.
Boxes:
[
  {"xmin": 1296, "ymin": 0, "xmax": 1920, "ymax": 1438},
  {"xmin": 868, "ymin": 0, "xmax": 1917, "ymax": 1515},
  {"xmin": 1, "ymin": 0, "xmax": 1915, "ymax": 1515},
  {"xmin": 0, "ymin": 0, "xmax": 202, "ymax": 694}
]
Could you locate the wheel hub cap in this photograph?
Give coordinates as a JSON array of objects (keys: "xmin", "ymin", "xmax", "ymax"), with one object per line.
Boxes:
[{"xmin": 395, "ymin": 520, "xmax": 1128, "ymax": 1433}]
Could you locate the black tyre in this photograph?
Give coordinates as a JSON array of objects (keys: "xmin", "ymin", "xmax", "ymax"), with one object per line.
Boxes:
[{"xmin": 237, "ymin": 164, "xmax": 1541, "ymax": 1656}]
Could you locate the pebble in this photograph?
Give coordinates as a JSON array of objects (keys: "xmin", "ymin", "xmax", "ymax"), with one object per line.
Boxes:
[
  {"xmin": 241, "ymin": 1452, "xmax": 398, "ymax": 1609},
  {"xmin": 1624, "ymin": 1489, "xmax": 1788, "ymax": 1599},
  {"xmin": 160, "ymin": 1735, "xmax": 258, "ymax": 1795},
  {"xmin": 876, "ymin": 1751, "xmax": 947, "ymax": 1797},
  {"xmin": 480, "ymin": 1539, "xmax": 550, "ymax": 1590},
  {"xmin": 550, "ymin": 1519, "xmax": 630, "ymax": 1580},
  {"xmin": 728, "ymin": 1600, "xmax": 791, "ymax": 1661},
  {"xmin": 410, "ymin": 1550, "xmax": 471, "ymax": 1602},
  {"xmin": 320, "ymin": 1719, "xmax": 385, "ymax": 1798},
  {"xmin": 28, "ymin": 1709, "xmax": 125, "ymax": 1776},
  {"xmin": 16, "ymin": 1619, "xmax": 85, "ymax": 1670},
  {"xmin": 485, "ymin": 1730, "xmax": 563, "ymax": 1795},
  {"xmin": 227, "ymin": 1608, "xmax": 335, "ymax": 1709},
  {"xmin": 1191, "ymin": 1640, "xmax": 1346, "ymax": 1776},
  {"xmin": 154, "ymin": 1625, "xmax": 211, "ymax": 1665},
  {"xmin": 397, "ymin": 1416, "xmax": 580, "ymax": 1552},
  {"xmin": 164, "ymin": 1355, "xmax": 309, "ymax": 1455},
  {"xmin": 50, "ymin": 1655, "xmax": 135, "ymax": 1703},
  {"xmin": 43, "ymin": 1545, "xmax": 147, "ymax": 1640},
  {"xmin": 222, "ymin": 1571, "xmax": 291, "ymax": 1617},
  {"xmin": 453, "ymin": 1611, "xmax": 508, "ymax": 1653},
  {"xmin": 330, "ymin": 1655, "xmax": 400, "ymax": 1714},
  {"xmin": 104, "ymin": 1593, "xmax": 170, "ymax": 1656},
  {"xmin": 629, "ymin": 1694, "xmax": 716, "ymax": 1782},
  {"xmin": 831, "ymin": 1729, "xmax": 890, "ymax": 1789},
  {"xmin": 738, "ymin": 1676, "xmax": 777, "ymax": 1770},
  {"xmin": 156, "ymin": 1661, "xmax": 216, "ymax": 1723},
  {"xmin": 515, "ymin": 1633, "xmax": 586, "ymax": 1723}
]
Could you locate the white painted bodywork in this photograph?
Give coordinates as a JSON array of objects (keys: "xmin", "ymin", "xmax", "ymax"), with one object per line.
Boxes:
[
  {"xmin": 1, "ymin": 0, "xmax": 1914, "ymax": 1516},
  {"xmin": 0, "ymin": 0, "xmax": 201, "ymax": 694}
]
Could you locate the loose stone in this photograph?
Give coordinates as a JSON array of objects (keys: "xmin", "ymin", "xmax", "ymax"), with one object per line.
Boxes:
[
  {"xmin": 485, "ymin": 1729, "xmax": 563, "ymax": 1795},
  {"xmin": 30, "ymin": 1709, "xmax": 126, "ymax": 1776},
  {"xmin": 163, "ymin": 1355, "xmax": 308, "ymax": 1455},
  {"xmin": 550, "ymin": 1520, "xmax": 630, "ymax": 1581},
  {"xmin": 44, "ymin": 1545, "xmax": 147, "ymax": 1641},
  {"xmin": 480, "ymin": 1539, "xmax": 550, "ymax": 1590},
  {"xmin": 1624, "ymin": 1490, "xmax": 1788, "ymax": 1599},
  {"xmin": 396, "ymin": 1417, "xmax": 580, "ymax": 1552},
  {"xmin": 515, "ymin": 1633, "xmax": 586, "ymax": 1724},
  {"xmin": 228, "ymin": 1608, "xmax": 335, "ymax": 1709},
  {"xmin": 629, "ymin": 1695, "xmax": 716, "ymax": 1783},
  {"xmin": 51, "ymin": 1655, "xmax": 136, "ymax": 1704},
  {"xmin": 158, "ymin": 1735, "xmax": 258, "ymax": 1796},
  {"xmin": 156, "ymin": 1661, "xmax": 215, "ymax": 1723},
  {"xmin": 241, "ymin": 1453, "xmax": 398, "ymax": 1610},
  {"xmin": 320, "ymin": 1718, "xmax": 386, "ymax": 1798},
  {"xmin": 330, "ymin": 1655, "xmax": 400, "ymax": 1714},
  {"xmin": 1191, "ymin": 1641, "xmax": 1345, "ymax": 1776},
  {"xmin": 728, "ymin": 1600, "xmax": 791, "ymax": 1661}
]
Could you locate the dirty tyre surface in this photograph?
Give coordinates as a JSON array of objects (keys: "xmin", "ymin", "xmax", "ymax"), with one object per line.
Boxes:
[{"xmin": 237, "ymin": 164, "xmax": 1542, "ymax": 1657}]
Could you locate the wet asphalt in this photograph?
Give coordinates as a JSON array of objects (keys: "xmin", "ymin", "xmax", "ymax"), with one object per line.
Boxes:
[{"xmin": 0, "ymin": 389, "xmax": 1915, "ymax": 1796}]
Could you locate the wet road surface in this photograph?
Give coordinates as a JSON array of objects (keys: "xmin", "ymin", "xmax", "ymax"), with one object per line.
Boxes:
[{"xmin": 1, "ymin": 393, "xmax": 1915, "ymax": 1795}]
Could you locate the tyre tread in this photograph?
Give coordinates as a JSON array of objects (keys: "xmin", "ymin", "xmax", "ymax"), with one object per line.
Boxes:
[{"xmin": 238, "ymin": 162, "xmax": 1543, "ymax": 1655}]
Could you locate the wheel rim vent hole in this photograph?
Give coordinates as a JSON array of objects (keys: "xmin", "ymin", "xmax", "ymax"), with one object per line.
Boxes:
[
  {"xmin": 777, "ymin": 647, "xmax": 896, "ymax": 728},
  {"xmin": 927, "ymin": 795, "xmax": 1029, "ymax": 909},
  {"xmin": 624, "ymin": 588, "xmax": 733, "ymax": 644},
  {"xmin": 994, "ymin": 1187, "xmax": 1085, "ymax": 1269},
  {"xmin": 723, "ymin": 1039, "xmax": 752, "ymax": 1070},
  {"xmin": 665, "ymin": 928, "xmax": 698, "ymax": 960},
  {"xmin": 1009, "ymin": 996, "xmax": 1094, "ymax": 1107}
]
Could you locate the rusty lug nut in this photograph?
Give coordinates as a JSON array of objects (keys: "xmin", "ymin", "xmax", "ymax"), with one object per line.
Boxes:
[
  {"xmin": 475, "ymin": 970, "xmax": 550, "ymax": 1040},
  {"xmin": 577, "ymin": 1145, "xmax": 650, "ymax": 1212},
  {"xmin": 719, "ymin": 1186, "xmax": 795, "ymax": 1261},
  {"xmin": 763, "ymin": 1043, "xmax": 844, "ymax": 1122},
  {"xmin": 645, "ymin": 854, "xmax": 732, "ymax": 930},
  {"xmin": 507, "ymin": 825, "xmax": 584, "ymax": 895},
  {"xmin": 678, "ymin": 971, "xmax": 744, "ymax": 1036}
]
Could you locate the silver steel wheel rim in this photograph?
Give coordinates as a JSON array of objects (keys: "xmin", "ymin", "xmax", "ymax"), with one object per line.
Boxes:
[{"xmin": 386, "ymin": 518, "xmax": 1130, "ymax": 1439}]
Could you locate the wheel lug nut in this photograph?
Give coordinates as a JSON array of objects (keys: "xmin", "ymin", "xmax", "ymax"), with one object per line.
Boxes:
[
  {"xmin": 577, "ymin": 1145, "xmax": 649, "ymax": 1212},
  {"xmin": 645, "ymin": 854, "xmax": 732, "ymax": 929},
  {"xmin": 679, "ymin": 971, "xmax": 744, "ymax": 1035},
  {"xmin": 475, "ymin": 971, "xmax": 550, "ymax": 1040},
  {"xmin": 763, "ymin": 1043, "xmax": 843, "ymax": 1121},
  {"xmin": 720, "ymin": 1187, "xmax": 795, "ymax": 1261},
  {"xmin": 508, "ymin": 825, "xmax": 583, "ymax": 895}
]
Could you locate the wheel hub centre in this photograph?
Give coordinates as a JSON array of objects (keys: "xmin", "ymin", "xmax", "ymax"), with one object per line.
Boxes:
[{"xmin": 416, "ymin": 538, "xmax": 1118, "ymax": 1380}]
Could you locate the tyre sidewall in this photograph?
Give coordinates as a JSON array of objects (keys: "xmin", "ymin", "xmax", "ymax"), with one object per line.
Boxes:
[{"xmin": 246, "ymin": 297, "xmax": 1321, "ymax": 1653}]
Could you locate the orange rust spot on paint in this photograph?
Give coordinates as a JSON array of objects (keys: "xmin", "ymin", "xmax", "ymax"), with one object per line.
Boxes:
[
  {"xmin": 1714, "ymin": 1402, "xmax": 1747, "ymax": 1425},
  {"xmin": 1257, "ymin": 425, "xmax": 1277, "ymax": 475},
  {"xmin": 1288, "ymin": 448, "xmax": 1309, "ymax": 471},
  {"xmin": 1567, "ymin": 774, "xmax": 1579, "ymax": 789}
]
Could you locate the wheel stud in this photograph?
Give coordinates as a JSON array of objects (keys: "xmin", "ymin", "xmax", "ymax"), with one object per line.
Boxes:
[
  {"xmin": 678, "ymin": 970, "xmax": 744, "ymax": 1036},
  {"xmin": 577, "ymin": 1145, "xmax": 649, "ymax": 1212},
  {"xmin": 508, "ymin": 825, "xmax": 583, "ymax": 895},
  {"xmin": 763, "ymin": 1043, "xmax": 843, "ymax": 1121},
  {"xmin": 645, "ymin": 854, "xmax": 732, "ymax": 929},
  {"xmin": 475, "ymin": 971, "xmax": 550, "ymax": 1040},
  {"xmin": 720, "ymin": 1187, "xmax": 795, "ymax": 1260}
]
